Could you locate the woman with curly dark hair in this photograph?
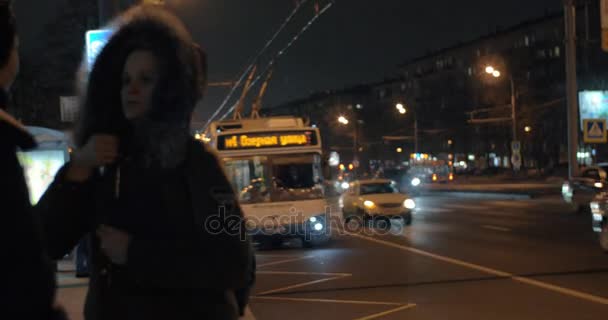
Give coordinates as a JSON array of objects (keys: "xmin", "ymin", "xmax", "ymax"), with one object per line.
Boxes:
[{"xmin": 36, "ymin": 5, "xmax": 254, "ymax": 320}]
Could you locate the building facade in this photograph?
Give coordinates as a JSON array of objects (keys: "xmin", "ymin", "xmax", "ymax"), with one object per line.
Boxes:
[{"xmin": 269, "ymin": 1, "xmax": 608, "ymax": 174}]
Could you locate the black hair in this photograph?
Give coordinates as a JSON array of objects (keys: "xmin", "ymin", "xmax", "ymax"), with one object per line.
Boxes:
[{"xmin": 0, "ymin": 0, "xmax": 16, "ymax": 68}]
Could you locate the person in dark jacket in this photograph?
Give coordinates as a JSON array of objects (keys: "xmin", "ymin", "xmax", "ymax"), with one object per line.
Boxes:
[
  {"xmin": 36, "ymin": 5, "xmax": 254, "ymax": 320},
  {"xmin": 0, "ymin": 1, "xmax": 64, "ymax": 319}
]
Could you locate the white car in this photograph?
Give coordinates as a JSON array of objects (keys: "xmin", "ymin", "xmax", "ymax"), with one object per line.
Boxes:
[{"xmin": 340, "ymin": 179, "xmax": 415, "ymax": 226}]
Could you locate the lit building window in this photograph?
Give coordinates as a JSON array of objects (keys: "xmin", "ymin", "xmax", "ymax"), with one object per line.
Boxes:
[
  {"xmin": 555, "ymin": 46, "xmax": 561, "ymax": 57},
  {"xmin": 467, "ymin": 67, "xmax": 473, "ymax": 76},
  {"xmin": 537, "ymin": 49, "xmax": 546, "ymax": 59},
  {"xmin": 525, "ymin": 35, "xmax": 530, "ymax": 47}
]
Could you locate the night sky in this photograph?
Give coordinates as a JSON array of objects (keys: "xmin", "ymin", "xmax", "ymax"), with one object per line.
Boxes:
[{"xmin": 14, "ymin": 0, "xmax": 562, "ymax": 123}]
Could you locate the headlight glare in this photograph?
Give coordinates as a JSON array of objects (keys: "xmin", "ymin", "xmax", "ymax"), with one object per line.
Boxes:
[
  {"xmin": 411, "ymin": 177, "xmax": 421, "ymax": 187},
  {"xmin": 404, "ymin": 199, "xmax": 416, "ymax": 209},
  {"xmin": 364, "ymin": 200, "xmax": 375, "ymax": 208}
]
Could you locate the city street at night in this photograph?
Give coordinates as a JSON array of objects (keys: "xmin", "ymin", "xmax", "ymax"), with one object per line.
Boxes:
[
  {"xmin": 56, "ymin": 193, "xmax": 608, "ymax": 319},
  {"xmin": 6, "ymin": 0, "xmax": 608, "ymax": 319}
]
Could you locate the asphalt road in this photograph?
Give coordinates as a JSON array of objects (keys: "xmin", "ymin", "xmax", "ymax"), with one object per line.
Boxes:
[{"xmin": 55, "ymin": 194, "xmax": 608, "ymax": 319}]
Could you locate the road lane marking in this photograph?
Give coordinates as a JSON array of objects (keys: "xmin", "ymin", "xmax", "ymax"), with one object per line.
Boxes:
[
  {"xmin": 348, "ymin": 232, "xmax": 608, "ymax": 305},
  {"xmin": 444, "ymin": 203, "xmax": 491, "ymax": 211},
  {"xmin": 487, "ymin": 201, "xmax": 532, "ymax": 208},
  {"xmin": 258, "ymin": 275, "xmax": 350, "ymax": 295},
  {"xmin": 256, "ymin": 254, "xmax": 305, "ymax": 258},
  {"xmin": 418, "ymin": 207, "xmax": 452, "ymax": 213},
  {"xmin": 251, "ymin": 296, "xmax": 405, "ymax": 306},
  {"xmin": 352, "ymin": 303, "xmax": 417, "ymax": 320},
  {"xmin": 482, "ymin": 225, "xmax": 512, "ymax": 232},
  {"xmin": 257, "ymin": 256, "xmax": 315, "ymax": 268},
  {"xmin": 257, "ymin": 271, "xmax": 352, "ymax": 277}
]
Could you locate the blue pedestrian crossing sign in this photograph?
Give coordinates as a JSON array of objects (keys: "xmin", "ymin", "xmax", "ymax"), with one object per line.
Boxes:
[
  {"xmin": 583, "ymin": 119, "xmax": 607, "ymax": 143},
  {"xmin": 85, "ymin": 29, "xmax": 113, "ymax": 71}
]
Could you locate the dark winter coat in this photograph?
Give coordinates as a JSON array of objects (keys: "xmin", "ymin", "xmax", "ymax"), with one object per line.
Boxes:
[
  {"xmin": 0, "ymin": 97, "xmax": 60, "ymax": 319},
  {"xmin": 34, "ymin": 5, "xmax": 254, "ymax": 320},
  {"xmin": 37, "ymin": 139, "xmax": 254, "ymax": 320}
]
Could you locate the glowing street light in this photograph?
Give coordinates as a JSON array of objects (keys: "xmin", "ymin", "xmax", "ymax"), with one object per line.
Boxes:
[
  {"xmin": 485, "ymin": 66, "xmax": 495, "ymax": 74},
  {"xmin": 396, "ymin": 103, "xmax": 407, "ymax": 114},
  {"xmin": 492, "ymin": 70, "xmax": 501, "ymax": 78},
  {"xmin": 525, "ymin": 126, "xmax": 532, "ymax": 133},
  {"xmin": 396, "ymin": 147, "xmax": 403, "ymax": 153},
  {"xmin": 338, "ymin": 115, "xmax": 349, "ymax": 125}
]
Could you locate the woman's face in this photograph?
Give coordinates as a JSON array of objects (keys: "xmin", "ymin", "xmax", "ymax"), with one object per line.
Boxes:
[{"xmin": 121, "ymin": 50, "xmax": 159, "ymax": 119}]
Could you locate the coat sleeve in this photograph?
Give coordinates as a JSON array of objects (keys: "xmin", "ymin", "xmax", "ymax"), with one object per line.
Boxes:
[
  {"xmin": 35, "ymin": 164, "xmax": 96, "ymax": 260},
  {"xmin": 0, "ymin": 143, "xmax": 57, "ymax": 319},
  {"xmin": 127, "ymin": 146, "xmax": 255, "ymax": 292}
]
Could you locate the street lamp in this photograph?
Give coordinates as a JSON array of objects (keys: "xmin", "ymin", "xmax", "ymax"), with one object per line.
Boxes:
[
  {"xmin": 396, "ymin": 103, "xmax": 418, "ymax": 153},
  {"xmin": 484, "ymin": 66, "xmax": 517, "ymax": 141},
  {"xmin": 525, "ymin": 126, "xmax": 532, "ymax": 133},
  {"xmin": 396, "ymin": 147, "xmax": 403, "ymax": 153},
  {"xmin": 338, "ymin": 115, "xmax": 349, "ymax": 125},
  {"xmin": 338, "ymin": 115, "xmax": 358, "ymax": 177},
  {"xmin": 484, "ymin": 65, "xmax": 519, "ymax": 170}
]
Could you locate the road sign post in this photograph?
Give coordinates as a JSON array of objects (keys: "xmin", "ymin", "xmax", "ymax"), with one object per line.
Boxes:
[
  {"xmin": 583, "ymin": 119, "xmax": 607, "ymax": 144},
  {"xmin": 511, "ymin": 140, "xmax": 522, "ymax": 172},
  {"xmin": 85, "ymin": 29, "xmax": 113, "ymax": 71}
]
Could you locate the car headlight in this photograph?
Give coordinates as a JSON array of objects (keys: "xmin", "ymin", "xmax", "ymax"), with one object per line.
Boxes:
[
  {"xmin": 364, "ymin": 200, "xmax": 376, "ymax": 209},
  {"xmin": 404, "ymin": 199, "xmax": 416, "ymax": 209},
  {"xmin": 411, "ymin": 177, "xmax": 421, "ymax": 187},
  {"xmin": 309, "ymin": 216, "xmax": 317, "ymax": 223},
  {"xmin": 595, "ymin": 182, "xmax": 604, "ymax": 189},
  {"xmin": 341, "ymin": 182, "xmax": 350, "ymax": 190}
]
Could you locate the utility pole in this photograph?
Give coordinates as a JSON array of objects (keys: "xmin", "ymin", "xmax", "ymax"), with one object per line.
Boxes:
[
  {"xmin": 353, "ymin": 114, "xmax": 359, "ymax": 179},
  {"xmin": 414, "ymin": 116, "xmax": 419, "ymax": 153},
  {"xmin": 564, "ymin": 0, "xmax": 580, "ymax": 178},
  {"xmin": 510, "ymin": 76, "xmax": 517, "ymax": 143}
]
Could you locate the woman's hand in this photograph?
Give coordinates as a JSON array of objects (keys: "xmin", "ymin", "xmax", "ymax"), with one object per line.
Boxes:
[
  {"xmin": 66, "ymin": 135, "xmax": 119, "ymax": 182},
  {"xmin": 96, "ymin": 224, "xmax": 131, "ymax": 265}
]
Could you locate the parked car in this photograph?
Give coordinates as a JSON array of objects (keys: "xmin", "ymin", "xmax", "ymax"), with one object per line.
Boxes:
[
  {"xmin": 340, "ymin": 179, "xmax": 416, "ymax": 227},
  {"xmin": 588, "ymin": 192, "xmax": 608, "ymax": 252},
  {"xmin": 562, "ymin": 165, "xmax": 608, "ymax": 212}
]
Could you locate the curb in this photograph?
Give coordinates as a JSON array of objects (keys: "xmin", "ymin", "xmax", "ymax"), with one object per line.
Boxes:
[
  {"xmin": 418, "ymin": 187, "xmax": 561, "ymax": 199},
  {"xmin": 419, "ymin": 190, "xmax": 533, "ymax": 200}
]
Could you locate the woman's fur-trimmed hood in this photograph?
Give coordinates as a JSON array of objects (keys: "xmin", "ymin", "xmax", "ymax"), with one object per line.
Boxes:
[{"xmin": 74, "ymin": 5, "xmax": 203, "ymax": 149}]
